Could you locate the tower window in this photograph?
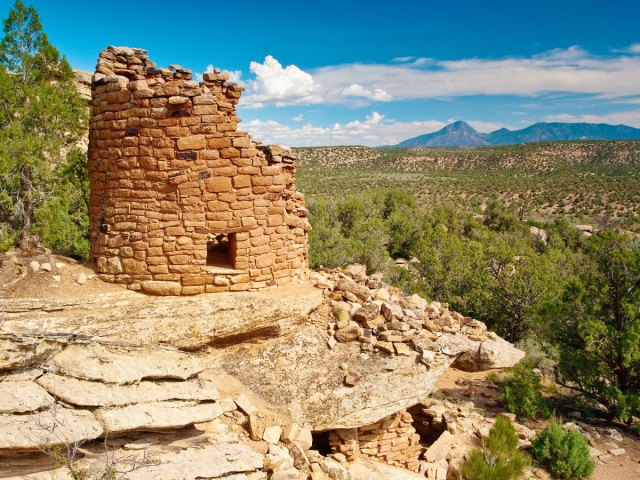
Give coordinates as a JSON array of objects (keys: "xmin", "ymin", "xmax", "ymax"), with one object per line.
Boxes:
[{"xmin": 206, "ymin": 233, "xmax": 236, "ymax": 268}]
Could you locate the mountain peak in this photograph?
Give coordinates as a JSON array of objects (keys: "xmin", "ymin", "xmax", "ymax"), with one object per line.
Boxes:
[
  {"xmin": 396, "ymin": 121, "xmax": 488, "ymax": 147},
  {"xmin": 397, "ymin": 121, "xmax": 640, "ymax": 147},
  {"xmin": 445, "ymin": 120, "xmax": 475, "ymax": 131}
]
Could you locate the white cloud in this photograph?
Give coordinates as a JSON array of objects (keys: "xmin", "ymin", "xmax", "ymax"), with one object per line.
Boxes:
[
  {"xmin": 242, "ymin": 55, "xmax": 323, "ymax": 107},
  {"xmin": 341, "ymin": 83, "xmax": 393, "ymax": 101},
  {"xmin": 292, "ymin": 114, "xmax": 304, "ymax": 121},
  {"xmin": 241, "ymin": 112, "xmax": 453, "ymax": 147},
  {"xmin": 545, "ymin": 111, "xmax": 640, "ymax": 128},
  {"xmin": 623, "ymin": 43, "xmax": 640, "ymax": 54},
  {"xmin": 312, "ymin": 46, "xmax": 640, "ymax": 101}
]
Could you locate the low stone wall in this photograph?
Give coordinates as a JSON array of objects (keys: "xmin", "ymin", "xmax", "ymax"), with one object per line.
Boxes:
[{"xmin": 328, "ymin": 411, "xmax": 423, "ymax": 471}]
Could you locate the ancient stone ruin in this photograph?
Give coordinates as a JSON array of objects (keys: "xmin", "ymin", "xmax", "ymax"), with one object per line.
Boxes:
[{"xmin": 88, "ymin": 46, "xmax": 310, "ymax": 295}]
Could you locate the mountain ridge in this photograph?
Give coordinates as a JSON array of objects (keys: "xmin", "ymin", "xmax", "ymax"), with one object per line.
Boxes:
[{"xmin": 396, "ymin": 121, "xmax": 640, "ymax": 147}]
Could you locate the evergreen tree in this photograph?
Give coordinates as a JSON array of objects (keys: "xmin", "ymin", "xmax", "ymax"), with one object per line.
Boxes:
[
  {"xmin": 551, "ymin": 231, "xmax": 640, "ymax": 422},
  {"xmin": 0, "ymin": 0, "xmax": 86, "ymax": 249}
]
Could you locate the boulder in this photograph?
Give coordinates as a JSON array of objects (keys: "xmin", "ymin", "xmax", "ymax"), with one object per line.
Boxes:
[
  {"xmin": 452, "ymin": 337, "xmax": 525, "ymax": 371},
  {"xmin": 0, "ymin": 407, "xmax": 103, "ymax": 450},
  {"xmin": 424, "ymin": 430, "xmax": 453, "ymax": 463},
  {"xmin": 214, "ymin": 322, "xmax": 454, "ymax": 430},
  {"xmin": 0, "ymin": 381, "xmax": 54, "ymax": 413},
  {"xmin": 94, "ymin": 401, "xmax": 223, "ymax": 434},
  {"xmin": 37, "ymin": 374, "xmax": 218, "ymax": 407},
  {"xmin": 336, "ymin": 277, "xmax": 370, "ymax": 301}
]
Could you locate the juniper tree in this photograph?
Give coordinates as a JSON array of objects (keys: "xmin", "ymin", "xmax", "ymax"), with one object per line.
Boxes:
[
  {"xmin": 550, "ymin": 231, "xmax": 640, "ymax": 422},
  {"xmin": 0, "ymin": 0, "xmax": 86, "ymax": 249}
]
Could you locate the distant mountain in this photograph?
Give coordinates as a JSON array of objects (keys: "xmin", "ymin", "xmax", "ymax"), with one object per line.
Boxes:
[
  {"xmin": 396, "ymin": 121, "xmax": 640, "ymax": 147},
  {"xmin": 397, "ymin": 121, "xmax": 490, "ymax": 147}
]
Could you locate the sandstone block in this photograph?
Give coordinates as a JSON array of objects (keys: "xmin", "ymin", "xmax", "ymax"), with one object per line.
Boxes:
[
  {"xmin": 142, "ymin": 280, "xmax": 182, "ymax": 295},
  {"xmin": 205, "ymin": 176, "xmax": 232, "ymax": 192}
]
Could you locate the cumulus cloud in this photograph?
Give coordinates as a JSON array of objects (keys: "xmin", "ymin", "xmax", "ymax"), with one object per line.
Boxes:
[
  {"xmin": 240, "ymin": 112, "xmax": 458, "ymax": 146},
  {"xmin": 292, "ymin": 114, "xmax": 304, "ymax": 121},
  {"xmin": 313, "ymin": 46, "xmax": 640, "ymax": 101},
  {"xmin": 341, "ymin": 83, "xmax": 393, "ymax": 101},
  {"xmin": 545, "ymin": 111, "xmax": 640, "ymax": 128},
  {"xmin": 242, "ymin": 55, "xmax": 323, "ymax": 108}
]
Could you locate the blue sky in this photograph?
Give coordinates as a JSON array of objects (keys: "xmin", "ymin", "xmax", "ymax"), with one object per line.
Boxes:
[{"xmin": 2, "ymin": 0, "xmax": 640, "ymax": 146}]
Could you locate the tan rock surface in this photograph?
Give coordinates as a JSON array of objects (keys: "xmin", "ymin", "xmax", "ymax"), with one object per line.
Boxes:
[
  {"xmin": 1, "ymin": 284, "xmax": 322, "ymax": 350},
  {"xmin": 125, "ymin": 441, "xmax": 263, "ymax": 480},
  {"xmin": 49, "ymin": 343, "xmax": 204, "ymax": 383},
  {"xmin": 0, "ymin": 407, "xmax": 103, "ymax": 450},
  {"xmin": 453, "ymin": 337, "xmax": 525, "ymax": 371},
  {"xmin": 94, "ymin": 401, "xmax": 223, "ymax": 434},
  {"xmin": 0, "ymin": 381, "xmax": 54, "ymax": 413},
  {"xmin": 37, "ymin": 374, "xmax": 218, "ymax": 407},
  {"xmin": 214, "ymin": 322, "xmax": 455, "ymax": 430},
  {"xmin": 348, "ymin": 458, "xmax": 426, "ymax": 480}
]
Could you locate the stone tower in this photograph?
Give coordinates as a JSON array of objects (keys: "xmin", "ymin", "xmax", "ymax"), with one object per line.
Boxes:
[{"xmin": 88, "ymin": 46, "xmax": 310, "ymax": 295}]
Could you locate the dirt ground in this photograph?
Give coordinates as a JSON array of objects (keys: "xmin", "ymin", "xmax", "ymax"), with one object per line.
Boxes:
[{"xmin": 435, "ymin": 368, "xmax": 640, "ymax": 480}]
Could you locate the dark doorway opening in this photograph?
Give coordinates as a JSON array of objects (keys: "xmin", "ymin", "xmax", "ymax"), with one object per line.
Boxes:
[
  {"xmin": 311, "ymin": 431, "xmax": 332, "ymax": 456},
  {"xmin": 206, "ymin": 233, "xmax": 236, "ymax": 269}
]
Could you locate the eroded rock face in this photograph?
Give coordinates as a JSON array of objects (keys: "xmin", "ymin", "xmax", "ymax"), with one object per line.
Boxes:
[
  {"xmin": 0, "ymin": 407, "xmax": 103, "ymax": 450},
  {"xmin": 1, "ymin": 284, "xmax": 323, "ymax": 350},
  {"xmin": 124, "ymin": 441, "xmax": 264, "ymax": 480},
  {"xmin": 215, "ymin": 267, "xmax": 524, "ymax": 431},
  {"xmin": 0, "ymin": 338, "xmax": 226, "ymax": 452},
  {"xmin": 94, "ymin": 401, "xmax": 223, "ymax": 434},
  {"xmin": 49, "ymin": 343, "xmax": 204, "ymax": 383},
  {"xmin": 0, "ymin": 382, "xmax": 54, "ymax": 414},
  {"xmin": 36, "ymin": 374, "xmax": 218, "ymax": 407}
]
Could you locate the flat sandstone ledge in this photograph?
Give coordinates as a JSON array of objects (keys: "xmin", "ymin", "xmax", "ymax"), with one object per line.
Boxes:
[{"xmin": 0, "ymin": 282, "xmax": 323, "ymax": 350}]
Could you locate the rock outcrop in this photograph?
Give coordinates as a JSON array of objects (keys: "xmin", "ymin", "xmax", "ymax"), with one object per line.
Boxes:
[{"xmin": 0, "ymin": 254, "xmax": 525, "ymax": 479}]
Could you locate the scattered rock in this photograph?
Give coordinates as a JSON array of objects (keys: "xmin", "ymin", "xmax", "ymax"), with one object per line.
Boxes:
[
  {"xmin": 263, "ymin": 425, "xmax": 283, "ymax": 444},
  {"xmin": 609, "ymin": 447, "xmax": 626, "ymax": 456}
]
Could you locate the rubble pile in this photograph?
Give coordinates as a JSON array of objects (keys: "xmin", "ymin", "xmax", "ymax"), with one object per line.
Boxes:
[{"xmin": 311, "ymin": 265, "xmax": 522, "ymax": 372}]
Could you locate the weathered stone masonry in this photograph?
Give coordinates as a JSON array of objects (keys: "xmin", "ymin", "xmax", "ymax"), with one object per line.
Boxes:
[{"xmin": 88, "ymin": 46, "xmax": 310, "ymax": 295}]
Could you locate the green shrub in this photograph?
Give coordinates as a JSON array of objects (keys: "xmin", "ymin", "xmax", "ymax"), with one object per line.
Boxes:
[
  {"xmin": 503, "ymin": 361, "xmax": 549, "ymax": 419},
  {"xmin": 461, "ymin": 416, "xmax": 529, "ymax": 480},
  {"xmin": 531, "ymin": 420, "xmax": 594, "ymax": 480}
]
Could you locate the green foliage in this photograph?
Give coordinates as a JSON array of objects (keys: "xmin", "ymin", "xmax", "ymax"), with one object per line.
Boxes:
[
  {"xmin": 34, "ymin": 148, "xmax": 89, "ymax": 258},
  {"xmin": 0, "ymin": 0, "xmax": 87, "ymax": 251},
  {"xmin": 503, "ymin": 361, "xmax": 549, "ymax": 419},
  {"xmin": 461, "ymin": 416, "xmax": 529, "ymax": 480},
  {"xmin": 549, "ymin": 231, "xmax": 640, "ymax": 422},
  {"xmin": 531, "ymin": 420, "xmax": 594, "ymax": 480}
]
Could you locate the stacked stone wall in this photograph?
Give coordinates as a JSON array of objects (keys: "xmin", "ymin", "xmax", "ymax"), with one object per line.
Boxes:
[
  {"xmin": 88, "ymin": 46, "xmax": 309, "ymax": 295},
  {"xmin": 328, "ymin": 411, "xmax": 422, "ymax": 471}
]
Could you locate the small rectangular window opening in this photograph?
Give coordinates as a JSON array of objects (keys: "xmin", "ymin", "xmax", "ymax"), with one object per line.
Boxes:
[{"xmin": 206, "ymin": 233, "xmax": 235, "ymax": 268}]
